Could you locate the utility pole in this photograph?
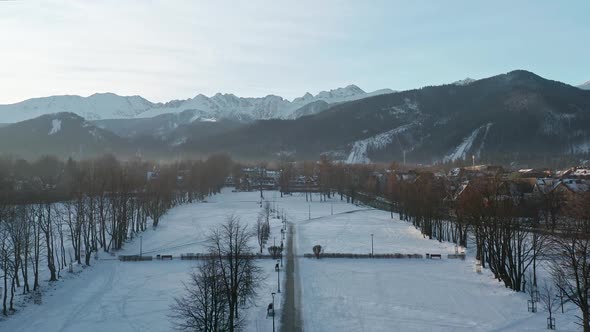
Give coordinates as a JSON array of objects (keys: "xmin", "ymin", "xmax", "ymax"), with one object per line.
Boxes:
[
  {"xmin": 331, "ymin": 202, "xmax": 333, "ymax": 215},
  {"xmin": 371, "ymin": 234, "xmax": 374, "ymax": 257},
  {"xmin": 277, "ymin": 260, "xmax": 281, "ymax": 293},
  {"xmin": 140, "ymin": 236, "xmax": 143, "ymax": 257},
  {"xmin": 260, "ymin": 167, "xmax": 264, "ymax": 207},
  {"xmin": 308, "ymin": 204, "xmax": 311, "ymax": 220},
  {"xmin": 271, "ymin": 292, "xmax": 276, "ymax": 332},
  {"xmin": 559, "ymin": 289, "xmax": 564, "ymax": 313}
]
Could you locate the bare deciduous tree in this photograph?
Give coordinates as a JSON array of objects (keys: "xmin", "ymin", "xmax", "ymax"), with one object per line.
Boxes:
[
  {"xmin": 207, "ymin": 215, "xmax": 262, "ymax": 332},
  {"xmin": 255, "ymin": 212, "xmax": 267, "ymax": 254},
  {"xmin": 540, "ymin": 282, "xmax": 559, "ymax": 330},
  {"xmin": 169, "ymin": 260, "xmax": 229, "ymax": 332},
  {"xmin": 549, "ymin": 193, "xmax": 590, "ymax": 331}
]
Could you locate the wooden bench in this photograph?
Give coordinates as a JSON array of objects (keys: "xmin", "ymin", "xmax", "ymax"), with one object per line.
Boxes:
[
  {"xmin": 430, "ymin": 253, "xmax": 442, "ymax": 259},
  {"xmin": 448, "ymin": 253, "xmax": 466, "ymax": 260},
  {"xmin": 161, "ymin": 255, "xmax": 173, "ymax": 260},
  {"xmin": 119, "ymin": 255, "xmax": 152, "ymax": 262}
]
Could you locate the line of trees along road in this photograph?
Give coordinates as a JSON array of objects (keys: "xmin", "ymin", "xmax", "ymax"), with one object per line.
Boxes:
[
  {"xmin": 305, "ymin": 160, "xmax": 590, "ymax": 331},
  {"xmin": 0, "ymin": 153, "xmax": 232, "ymax": 316}
]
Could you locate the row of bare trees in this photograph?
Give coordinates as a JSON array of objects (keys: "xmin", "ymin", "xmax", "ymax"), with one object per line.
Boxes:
[
  {"xmin": 256, "ymin": 202, "xmax": 271, "ymax": 254},
  {"xmin": 546, "ymin": 194, "xmax": 590, "ymax": 330},
  {"xmin": 0, "ymin": 153, "xmax": 232, "ymax": 316},
  {"xmin": 358, "ymin": 166, "xmax": 590, "ymax": 331}
]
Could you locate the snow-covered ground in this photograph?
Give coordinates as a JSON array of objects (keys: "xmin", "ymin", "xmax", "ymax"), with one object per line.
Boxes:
[
  {"xmin": 297, "ymin": 209, "xmax": 454, "ymax": 255},
  {"xmin": 301, "ymin": 259, "xmax": 517, "ymax": 331},
  {"xmin": 1, "ymin": 190, "xmax": 582, "ymax": 331},
  {"xmin": 294, "ymin": 200, "xmax": 579, "ymax": 331},
  {"xmin": 0, "ymin": 191, "xmax": 351, "ymax": 332}
]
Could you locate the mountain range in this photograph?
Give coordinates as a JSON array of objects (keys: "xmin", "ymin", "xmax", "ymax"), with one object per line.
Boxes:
[
  {"xmin": 173, "ymin": 71, "xmax": 590, "ymax": 165},
  {"xmin": 0, "ymin": 71, "xmax": 589, "ymax": 166},
  {"xmin": 0, "ymin": 85, "xmax": 393, "ymax": 124}
]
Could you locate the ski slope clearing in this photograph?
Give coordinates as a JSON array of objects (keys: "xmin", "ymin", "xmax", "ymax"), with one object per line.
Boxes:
[{"xmin": 345, "ymin": 124, "xmax": 413, "ymax": 164}]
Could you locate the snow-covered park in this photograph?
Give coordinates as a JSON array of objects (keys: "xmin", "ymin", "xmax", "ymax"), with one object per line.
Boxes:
[{"xmin": 0, "ymin": 189, "xmax": 582, "ymax": 331}]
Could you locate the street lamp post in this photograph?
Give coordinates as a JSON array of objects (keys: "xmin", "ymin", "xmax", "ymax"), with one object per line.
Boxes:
[
  {"xmin": 271, "ymin": 292, "xmax": 276, "ymax": 332},
  {"xmin": 371, "ymin": 234, "xmax": 374, "ymax": 257},
  {"xmin": 277, "ymin": 260, "xmax": 281, "ymax": 293},
  {"xmin": 140, "ymin": 235, "xmax": 143, "ymax": 257}
]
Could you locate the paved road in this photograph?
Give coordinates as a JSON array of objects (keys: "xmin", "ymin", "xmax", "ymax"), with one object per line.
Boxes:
[{"xmin": 281, "ymin": 223, "xmax": 303, "ymax": 332}]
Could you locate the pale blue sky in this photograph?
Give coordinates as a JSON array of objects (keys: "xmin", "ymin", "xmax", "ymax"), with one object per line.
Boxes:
[{"xmin": 0, "ymin": 0, "xmax": 588, "ymax": 103}]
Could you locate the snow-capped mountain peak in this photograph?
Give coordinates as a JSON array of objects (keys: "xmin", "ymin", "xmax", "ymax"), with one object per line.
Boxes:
[
  {"xmin": 578, "ymin": 81, "xmax": 590, "ymax": 90},
  {"xmin": 0, "ymin": 85, "xmax": 394, "ymax": 124},
  {"xmin": 0, "ymin": 93, "xmax": 154, "ymax": 123},
  {"xmin": 316, "ymin": 84, "xmax": 366, "ymax": 100},
  {"xmin": 292, "ymin": 92, "xmax": 314, "ymax": 104},
  {"xmin": 135, "ymin": 85, "xmax": 393, "ymax": 121}
]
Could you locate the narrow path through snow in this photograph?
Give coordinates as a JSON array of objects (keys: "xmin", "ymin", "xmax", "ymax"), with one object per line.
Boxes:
[{"xmin": 281, "ymin": 223, "xmax": 302, "ymax": 332}]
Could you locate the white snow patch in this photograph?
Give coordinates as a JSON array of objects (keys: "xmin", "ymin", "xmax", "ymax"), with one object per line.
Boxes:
[
  {"xmin": 474, "ymin": 122, "xmax": 493, "ymax": 158},
  {"xmin": 346, "ymin": 124, "xmax": 413, "ymax": 164},
  {"xmin": 542, "ymin": 111, "xmax": 577, "ymax": 135},
  {"xmin": 572, "ymin": 141, "xmax": 590, "ymax": 154},
  {"xmin": 383, "ymin": 98, "xmax": 419, "ymax": 116},
  {"xmin": 48, "ymin": 119, "xmax": 62, "ymax": 135},
  {"xmin": 443, "ymin": 123, "xmax": 492, "ymax": 162},
  {"xmin": 170, "ymin": 136, "xmax": 187, "ymax": 147}
]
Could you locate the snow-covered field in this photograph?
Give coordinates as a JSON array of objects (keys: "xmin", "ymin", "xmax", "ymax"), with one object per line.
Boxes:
[
  {"xmin": 0, "ymin": 190, "xmax": 582, "ymax": 331},
  {"xmin": 295, "ymin": 207, "xmax": 579, "ymax": 331},
  {"xmin": 297, "ymin": 209, "xmax": 454, "ymax": 255}
]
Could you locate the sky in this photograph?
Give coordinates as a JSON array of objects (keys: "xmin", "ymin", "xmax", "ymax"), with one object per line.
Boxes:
[{"xmin": 0, "ymin": 0, "xmax": 588, "ymax": 104}]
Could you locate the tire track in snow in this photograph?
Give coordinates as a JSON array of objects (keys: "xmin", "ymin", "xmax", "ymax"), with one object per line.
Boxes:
[{"xmin": 57, "ymin": 262, "xmax": 117, "ymax": 332}]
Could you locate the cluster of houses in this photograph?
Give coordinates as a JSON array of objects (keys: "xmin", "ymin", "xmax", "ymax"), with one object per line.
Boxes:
[
  {"xmin": 386, "ymin": 165, "xmax": 590, "ymax": 207},
  {"xmin": 448, "ymin": 165, "xmax": 590, "ymax": 203},
  {"xmin": 224, "ymin": 163, "xmax": 590, "ymax": 210},
  {"xmin": 228, "ymin": 167, "xmax": 321, "ymax": 193},
  {"xmin": 229, "ymin": 167, "xmax": 280, "ymax": 191},
  {"xmin": 364, "ymin": 164, "xmax": 590, "ymax": 208}
]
